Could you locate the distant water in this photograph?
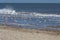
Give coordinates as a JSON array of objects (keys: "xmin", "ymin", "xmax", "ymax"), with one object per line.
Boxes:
[{"xmin": 0, "ymin": 3, "xmax": 60, "ymax": 30}]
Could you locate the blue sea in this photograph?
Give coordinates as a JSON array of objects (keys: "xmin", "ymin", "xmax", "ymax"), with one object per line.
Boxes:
[{"xmin": 0, "ymin": 3, "xmax": 60, "ymax": 30}]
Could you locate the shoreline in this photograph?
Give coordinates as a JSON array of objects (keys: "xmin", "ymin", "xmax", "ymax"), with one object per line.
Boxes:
[{"xmin": 0, "ymin": 25, "xmax": 60, "ymax": 35}]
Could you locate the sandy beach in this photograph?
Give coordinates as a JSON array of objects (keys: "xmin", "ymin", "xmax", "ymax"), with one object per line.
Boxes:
[{"xmin": 0, "ymin": 25, "xmax": 60, "ymax": 40}]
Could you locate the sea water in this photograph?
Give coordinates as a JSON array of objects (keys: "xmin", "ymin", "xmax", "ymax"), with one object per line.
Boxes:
[{"xmin": 0, "ymin": 3, "xmax": 60, "ymax": 30}]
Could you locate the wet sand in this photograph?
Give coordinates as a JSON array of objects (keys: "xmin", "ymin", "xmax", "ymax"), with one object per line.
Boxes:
[{"xmin": 0, "ymin": 25, "xmax": 60, "ymax": 40}]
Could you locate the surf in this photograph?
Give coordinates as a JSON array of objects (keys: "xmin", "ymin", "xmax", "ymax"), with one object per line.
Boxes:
[{"xmin": 0, "ymin": 8, "xmax": 60, "ymax": 29}]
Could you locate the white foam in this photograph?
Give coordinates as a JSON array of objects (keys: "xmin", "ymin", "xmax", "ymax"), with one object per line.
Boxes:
[
  {"xmin": 0, "ymin": 8, "xmax": 60, "ymax": 18},
  {"xmin": 33, "ymin": 13, "xmax": 60, "ymax": 17},
  {"xmin": 0, "ymin": 8, "xmax": 17, "ymax": 14}
]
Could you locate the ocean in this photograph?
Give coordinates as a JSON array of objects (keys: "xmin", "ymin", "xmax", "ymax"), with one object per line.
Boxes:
[{"xmin": 0, "ymin": 3, "xmax": 60, "ymax": 30}]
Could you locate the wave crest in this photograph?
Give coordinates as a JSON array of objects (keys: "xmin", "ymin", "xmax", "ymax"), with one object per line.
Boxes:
[
  {"xmin": 0, "ymin": 8, "xmax": 60, "ymax": 18},
  {"xmin": 0, "ymin": 8, "xmax": 17, "ymax": 14}
]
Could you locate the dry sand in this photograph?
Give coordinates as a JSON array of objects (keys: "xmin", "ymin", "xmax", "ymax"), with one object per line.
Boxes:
[{"xmin": 0, "ymin": 25, "xmax": 60, "ymax": 40}]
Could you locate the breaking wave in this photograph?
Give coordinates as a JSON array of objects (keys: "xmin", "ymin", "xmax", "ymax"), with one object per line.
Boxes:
[
  {"xmin": 0, "ymin": 8, "xmax": 60, "ymax": 30},
  {"xmin": 0, "ymin": 8, "xmax": 17, "ymax": 14},
  {"xmin": 0, "ymin": 8, "xmax": 60, "ymax": 17}
]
